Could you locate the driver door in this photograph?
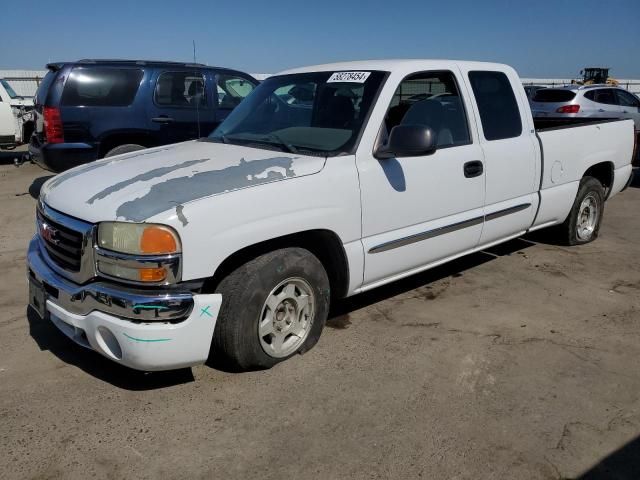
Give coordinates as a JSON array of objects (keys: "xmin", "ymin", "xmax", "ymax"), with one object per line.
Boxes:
[{"xmin": 357, "ymin": 70, "xmax": 486, "ymax": 287}]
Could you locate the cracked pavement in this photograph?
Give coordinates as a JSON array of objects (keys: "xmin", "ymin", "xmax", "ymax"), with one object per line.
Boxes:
[{"xmin": 1, "ymin": 155, "xmax": 640, "ymax": 479}]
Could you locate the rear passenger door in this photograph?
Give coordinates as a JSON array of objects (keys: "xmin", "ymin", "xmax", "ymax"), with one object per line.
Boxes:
[
  {"xmin": 148, "ymin": 70, "xmax": 215, "ymax": 144},
  {"xmin": 461, "ymin": 68, "xmax": 539, "ymax": 246}
]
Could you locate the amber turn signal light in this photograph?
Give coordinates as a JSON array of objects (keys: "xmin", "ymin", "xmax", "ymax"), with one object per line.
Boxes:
[
  {"xmin": 140, "ymin": 226, "xmax": 178, "ymax": 254},
  {"xmin": 138, "ymin": 267, "xmax": 167, "ymax": 282}
]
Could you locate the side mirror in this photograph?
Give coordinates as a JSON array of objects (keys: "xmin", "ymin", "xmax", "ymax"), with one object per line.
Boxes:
[{"xmin": 375, "ymin": 124, "xmax": 437, "ymax": 159}]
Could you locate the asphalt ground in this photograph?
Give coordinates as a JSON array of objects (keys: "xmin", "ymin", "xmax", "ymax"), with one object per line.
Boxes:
[{"xmin": 1, "ymin": 151, "xmax": 639, "ymax": 479}]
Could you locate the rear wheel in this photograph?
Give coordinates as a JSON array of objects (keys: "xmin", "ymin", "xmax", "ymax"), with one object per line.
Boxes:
[
  {"xmin": 556, "ymin": 176, "xmax": 605, "ymax": 245},
  {"xmin": 211, "ymin": 247, "xmax": 330, "ymax": 371},
  {"xmin": 104, "ymin": 143, "xmax": 145, "ymax": 158}
]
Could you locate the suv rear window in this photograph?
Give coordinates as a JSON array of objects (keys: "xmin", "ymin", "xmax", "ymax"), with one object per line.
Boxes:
[
  {"xmin": 34, "ymin": 70, "xmax": 58, "ymax": 105},
  {"xmin": 532, "ymin": 89, "xmax": 576, "ymax": 102},
  {"xmin": 61, "ymin": 67, "xmax": 143, "ymax": 107}
]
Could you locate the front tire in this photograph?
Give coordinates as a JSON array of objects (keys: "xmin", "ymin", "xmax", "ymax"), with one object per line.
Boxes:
[
  {"xmin": 556, "ymin": 176, "xmax": 605, "ymax": 245},
  {"xmin": 211, "ymin": 248, "xmax": 330, "ymax": 371}
]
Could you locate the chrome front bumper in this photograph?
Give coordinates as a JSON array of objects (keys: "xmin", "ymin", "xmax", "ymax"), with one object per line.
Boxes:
[
  {"xmin": 28, "ymin": 236, "xmax": 192, "ymax": 322},
  {"xmin": 27, "ymin": 236, "xmax": 222, "ymax": 371}
]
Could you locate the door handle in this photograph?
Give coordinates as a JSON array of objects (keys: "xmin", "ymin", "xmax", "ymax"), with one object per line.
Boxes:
[
  {"xmin": 598, "ymin": 109, "xmax": 605, "ymax": 113},
  {"xmin": 152, "ymin": 116, "xmax": 175, "ymax": 124},
  {"xmin": 464, "ymin": 161, "xmax": 483, "ymax": 178}
]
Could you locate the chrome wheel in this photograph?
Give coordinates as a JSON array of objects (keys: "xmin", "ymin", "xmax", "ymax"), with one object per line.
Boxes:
[
  {"xmin": 576, "ymin": 193, "xmax": 599, "ymax": 241},
  {"xmin": 258, "ymin": 277, "xmax": 315, "ymax": 358}
]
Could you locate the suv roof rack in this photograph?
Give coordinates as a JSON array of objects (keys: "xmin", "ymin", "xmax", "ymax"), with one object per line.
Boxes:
[
  {"xmin": 578, "ymin": 83, "xmax": 614, "ymax": 90},
  {"xmin": 75, "ymin": 59, "xmax": 209, "ymax": 67}
]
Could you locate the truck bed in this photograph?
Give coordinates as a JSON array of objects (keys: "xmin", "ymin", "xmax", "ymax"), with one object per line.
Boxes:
[
  {"xmin": 533, "ymin": 117, "xmax": 621, "ymax": 132},
  {"xmin": 529, "ymin": 117, "xmax": 635, "ymax": 231}
]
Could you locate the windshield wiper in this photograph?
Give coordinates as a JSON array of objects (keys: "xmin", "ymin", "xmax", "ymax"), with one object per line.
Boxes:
[
  {"xmin": 202, "ymin": 133, "xmax": 300, "ymax": 154},
  {"xmin": 262, "ymin": 133, "xmax": 298, "ymax": 154},
  {"xmin": 201, "ymin": 135, "xmax": 229, "ymax": 144}
]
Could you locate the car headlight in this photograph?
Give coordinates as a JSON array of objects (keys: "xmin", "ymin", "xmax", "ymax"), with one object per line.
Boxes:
[
  {"xmin": 97, "ymin": 222, "xmax": 181, "ymax": 255},
  {"xmin": 96, "ymin": 222, "xmax": 182, "ymax": 284}
]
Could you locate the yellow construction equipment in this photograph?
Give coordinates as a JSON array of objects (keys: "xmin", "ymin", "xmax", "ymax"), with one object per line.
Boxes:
[{"xmin": 577, "ymin": 67, "xmax": 619, "ymax": 86}]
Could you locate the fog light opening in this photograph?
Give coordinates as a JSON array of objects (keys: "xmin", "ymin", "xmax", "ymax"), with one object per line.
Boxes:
[{"xmin": 96, "ymin": 326, "xmax": 123, "ymax": 360}]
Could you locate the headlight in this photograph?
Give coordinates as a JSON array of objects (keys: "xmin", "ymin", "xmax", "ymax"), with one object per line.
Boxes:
[
  {"xmin": 96, "ymin": 222, "xmax": 181, "ymax": 284},
  {"xmin": 97, "ymin": 222, "xmax": 181, "ymax": 255}
]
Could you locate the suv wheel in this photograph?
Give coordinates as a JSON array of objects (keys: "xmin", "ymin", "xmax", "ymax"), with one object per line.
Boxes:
[{"xmin": 104, "ymin": 144, "xmax": 146, "ymax": 158}]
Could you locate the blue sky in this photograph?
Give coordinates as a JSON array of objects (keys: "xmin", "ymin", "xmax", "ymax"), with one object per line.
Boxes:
[{"xmin": 2, "ymin": 0, "xmax": 639, "ymax": 77}]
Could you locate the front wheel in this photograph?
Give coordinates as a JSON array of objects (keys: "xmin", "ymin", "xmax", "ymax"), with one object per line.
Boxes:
[
  {"xmin": 211, "ymin": 247, "xmax": 330, "ymax": 371},
  {"xmin": 556, "ymin": 176, "xmax": 605, "ymax": 245}
]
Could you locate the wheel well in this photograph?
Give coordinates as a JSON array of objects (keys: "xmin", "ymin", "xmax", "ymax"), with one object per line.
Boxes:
[
  {"xmin": 204, "ymin": 230, "xmax": 350, "ymax": 300},
  {"xmin": 583, "ymin": 162, "xmax": 613, "ymax": 197},
  {"xmin": 98, "ymin": 133, "xmax": 155, "ymax": 158}
]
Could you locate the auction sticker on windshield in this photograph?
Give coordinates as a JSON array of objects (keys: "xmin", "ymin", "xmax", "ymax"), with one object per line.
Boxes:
[{"xmin": 327, "ymin": 72, "xmax": 371, "ymax": 83}]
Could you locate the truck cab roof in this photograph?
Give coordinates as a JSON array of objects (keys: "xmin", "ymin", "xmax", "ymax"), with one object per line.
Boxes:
[{"xmin": 278, "ymin": 59, "xmax": 513, "ymax": 75}]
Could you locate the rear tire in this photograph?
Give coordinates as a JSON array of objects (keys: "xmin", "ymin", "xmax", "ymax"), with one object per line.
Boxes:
[
  {"xmin": 104, "ymin": 144, "xmax": 146, "ymax": 158},
  {"xmin": 555, "ymin": 176, "xmax": 605, "ymax": 245},
  {"xmin": 211, "ymin": 248, "xmax": 330, "ymax": 371}
]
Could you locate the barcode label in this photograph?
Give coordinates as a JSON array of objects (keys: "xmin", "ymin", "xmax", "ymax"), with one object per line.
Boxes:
[{"xmin": 327, "ymin": 71, "xmax": 371, "ymax": 83}]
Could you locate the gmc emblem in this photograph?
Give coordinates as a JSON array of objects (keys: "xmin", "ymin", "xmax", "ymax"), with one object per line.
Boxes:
[{"xmin": 40, "ymin": 222, "xmax": 60, "ymax": 245}]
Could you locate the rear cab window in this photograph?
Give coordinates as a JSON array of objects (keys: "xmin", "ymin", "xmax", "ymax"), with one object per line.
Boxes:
[
  {"xmin": 61, "ymin": 67, "xmax": 143, "ymax": 107},
  {"xmin": 532, "ymin": 89, "xmax": 576, "ymax": 102},
  {"xmin": 468, "ymin": 71, "xmax": 522, "ymax": 141}
]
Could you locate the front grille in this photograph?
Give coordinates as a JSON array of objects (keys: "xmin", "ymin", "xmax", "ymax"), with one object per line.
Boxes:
[{"xmin": 37, "ymin": 210, "xmax": 84, "ymax": 271}]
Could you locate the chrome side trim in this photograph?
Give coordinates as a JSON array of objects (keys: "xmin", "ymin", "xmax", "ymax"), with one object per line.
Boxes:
[
  {"xmin": 484, "ymin": 203, "xmax": 531, "ymax": 221},
  {"xmin": 369, "ymin": 216, "xmax": 484, "ymax": 254},
  {"xmin": 368, "ymin": 203, "xmax": 531, "ymax": 254},
  {"xmin": 28, "ymin": 237, "xmax": 193, "ymax": 322}
]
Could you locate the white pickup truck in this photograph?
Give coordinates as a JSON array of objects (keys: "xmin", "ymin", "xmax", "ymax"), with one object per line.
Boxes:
[{"xmin": 27, "ymin": 60, "xmax": 635, "ymax": 372}]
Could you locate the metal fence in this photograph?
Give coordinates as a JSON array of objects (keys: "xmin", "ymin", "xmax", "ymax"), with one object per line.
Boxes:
[{"xmin": 0, "ymin": 70, "xmax": 47, "ymax": 98}]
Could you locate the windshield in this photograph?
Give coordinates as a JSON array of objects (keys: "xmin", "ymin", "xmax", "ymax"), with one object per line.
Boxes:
[
  {"xmin": 208, "ymin": 71, "xmax": 387, "ymax": 156},
  {"xmin": 0, "ymin": 79, "xmax": 19, "ymax": 99}
]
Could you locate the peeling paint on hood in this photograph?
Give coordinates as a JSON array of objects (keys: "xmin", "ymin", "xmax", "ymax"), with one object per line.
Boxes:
[{"xmin": 40, "ymin": 141, "xmax": 326, "ymax": 223}]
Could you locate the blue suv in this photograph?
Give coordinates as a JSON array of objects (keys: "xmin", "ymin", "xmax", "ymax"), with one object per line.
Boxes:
[{"xmin": 29, "ymin": 59, "xmax": 258, "ymax": 171}]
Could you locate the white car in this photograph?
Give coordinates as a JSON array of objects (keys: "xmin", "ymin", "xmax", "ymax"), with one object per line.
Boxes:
[
  {"xmin": 530, "ymin": 84, "xmax": 640, "ymax": 130},
  {"xmin": 28, "ymin": 60, "xmax": 635, "ymax": 372}
]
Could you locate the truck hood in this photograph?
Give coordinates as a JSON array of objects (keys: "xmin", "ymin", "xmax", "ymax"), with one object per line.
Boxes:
[{"xmin": 41, "ymin": 141, "xmax": 326, "ymax": 223}]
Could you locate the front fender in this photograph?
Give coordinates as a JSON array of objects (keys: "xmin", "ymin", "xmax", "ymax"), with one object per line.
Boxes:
[{"xmin": 150, "ymin": 156, "xmax": 363, "ymax": 285}]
